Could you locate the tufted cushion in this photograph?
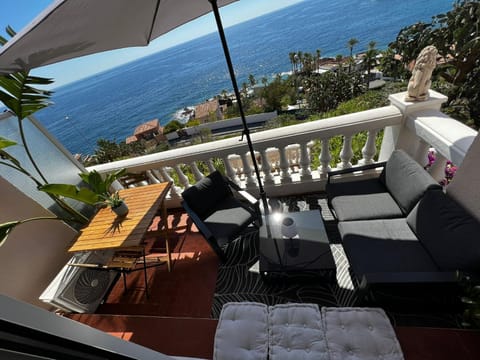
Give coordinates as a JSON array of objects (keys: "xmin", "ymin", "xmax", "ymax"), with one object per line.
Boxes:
[
  {"xmin": 213, "ymin": 302, "xmax": 268, "ymax": 360},
  {"xmin": 268, "ymin": 303, "xmax": 329, "ymax": 360},
  {"xmin": 181, "ymin": 171, "xmax": 231, "ymax": 218},
  {"xmin": 322, "ymin": 307, "xmax": 404, "ymax": 360}
]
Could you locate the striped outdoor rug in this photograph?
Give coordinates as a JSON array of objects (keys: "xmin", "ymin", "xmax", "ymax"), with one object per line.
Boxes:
[{"xmin": 212, "ymin": 193, "xmax": 463, "ymax": 328}]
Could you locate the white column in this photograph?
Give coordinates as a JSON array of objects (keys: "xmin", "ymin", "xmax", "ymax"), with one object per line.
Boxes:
[
  {"xmin": 279, "ymin": 146, "xmax": 292, "ymax": 183},
  {"xmin": 174, "ymin": 164, "xmax": 190, "ymax": 189},
  {"xmin": 359, "ymin": 130, "xmax": 378, "ymax": 165},
  {"xmin": 224, "ymin": 155, "xmax": 241, "ymax": 185},
  {"xmin": 337, "ymin": 135, "xmax": 353, "ymax": 169},
  {"xmin": 207, "ymin": 159, "xmax": 216, "ymax": 173},
  {"xmin": 300, "ymin": 142, "xmax": 312, "ymax": 181},
  {"xmin": 318, "ymin": 138, "xmax": 331, "ymax": 179},
  {"xmin": 146, "ymin": 170, "xmax": 161, "ymax": 184},
  {"xmin": 241, "ymin": 152, "xmax": 257, "ymax": 189},
  {"xmin": 260, "ymin": 148, "xmax": 275, "ymax": 185},
  {"xmin": 157, "ymin": 167, "xmax": 181, "ymax": 199},
  {"xmin": 190, "ymin": 161, "xmax": 204, "ymax": 182}
]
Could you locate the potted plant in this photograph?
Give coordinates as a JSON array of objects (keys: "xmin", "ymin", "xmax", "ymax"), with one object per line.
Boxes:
[{"xmin": 99, "ymin": 191, "xmax": 129, "ymax": 217}]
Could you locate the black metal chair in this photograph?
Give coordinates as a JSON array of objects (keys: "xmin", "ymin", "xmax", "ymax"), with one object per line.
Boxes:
[{"xmin": 181, "ymin": 171, "xmax": 261, "ymax": 262}]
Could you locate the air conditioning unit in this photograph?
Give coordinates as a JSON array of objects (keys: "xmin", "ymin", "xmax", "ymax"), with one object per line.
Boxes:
[{"xmin": 40, "ymin": 250, "xmax": 117, "ymax": 313}]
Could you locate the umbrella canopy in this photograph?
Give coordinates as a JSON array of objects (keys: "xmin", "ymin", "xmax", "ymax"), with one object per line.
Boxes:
[
  {"xmin": 0, "ymin": 0, "xmax": 267, "ymax": 208},
  {"xmin": 0, "ymin": 0, "xmax": 237, "ymax": 73}
]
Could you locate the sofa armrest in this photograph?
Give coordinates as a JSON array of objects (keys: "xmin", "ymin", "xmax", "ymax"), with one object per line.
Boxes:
[
  {"xmin": 327, "ymin": 161, "xmax": 387, "ymax": 184},
  {"xmin": 359, "ymin": 271, "xmax": 459, "ymax": 289}
]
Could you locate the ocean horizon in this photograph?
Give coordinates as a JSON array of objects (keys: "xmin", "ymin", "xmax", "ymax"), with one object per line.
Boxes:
[{"xmin": 34, "ymin": 0, "xmax": 454, "ymax": 155}]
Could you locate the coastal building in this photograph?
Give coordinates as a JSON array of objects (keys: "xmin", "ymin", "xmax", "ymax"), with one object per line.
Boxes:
[
  {"xmin": 126, "ymin": 118, "xmax": 166, "ymax": 145},
  {"xmin": 194, "ymin": 98, "xmax": 225, "ymax": 123}
]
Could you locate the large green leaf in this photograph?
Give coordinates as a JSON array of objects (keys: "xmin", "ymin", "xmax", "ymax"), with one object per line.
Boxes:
[
  {"xmin": 0, "ymin": 71, "xmax": 54, "ymax": 119},
  {"xmin": 0, "ymin": 221, "xmax": 19, "ymax": 246},
  {"xmin": 0, "ymin": 137, "xmax": 17, "ymax": 149},
  {"xmin": 78, "ymin": 168, "xmax": 127, "ymax": 196},
  {"xmin": 39, "ymin": 184, "xmax": 100, "ymax": 205}
]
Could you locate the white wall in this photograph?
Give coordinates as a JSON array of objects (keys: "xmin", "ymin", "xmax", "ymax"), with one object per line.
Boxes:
[{"xmin": 0, "ymin": 177, "xmax": 77, "ymax": 309}]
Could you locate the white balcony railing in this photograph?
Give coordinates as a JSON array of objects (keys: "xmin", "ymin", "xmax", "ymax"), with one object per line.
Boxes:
[{"xmin": 89, "ymin": 90, "xmax": 477, "ymax": 208}]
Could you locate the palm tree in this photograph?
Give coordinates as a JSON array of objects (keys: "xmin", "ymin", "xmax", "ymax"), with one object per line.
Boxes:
[
  {"xmin": 248, "ymin": 74, "xmax": 256, "ymax": 89},
  {"xmin": 363, "ymin": 41, "xmax": 379, "ymax": 87},
  {"xmin": 297, "ymin": 51, "xmax": 303, "ymax": 72},
  {"xmin": 316, "ymin": 49, "xmax": 322, "ymax": 71},
  {"xmin": 289, "ymin": 52, "xmax": 296, "ymax": 73},
  {"xmin": 261, "ymin": 76, "xmax": 269, "ymax": 105},
  {"xmin": 347, "ymin": 38, "xmax": 359, "ymax": 72}
]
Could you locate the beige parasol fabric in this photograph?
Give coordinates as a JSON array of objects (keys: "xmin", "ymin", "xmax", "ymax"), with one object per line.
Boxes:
[{"xmin": 0, "ymin": 0, "xmax": 237, "ymax": 74}]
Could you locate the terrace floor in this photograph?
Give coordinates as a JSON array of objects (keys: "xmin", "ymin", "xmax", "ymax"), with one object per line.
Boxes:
[{"xmin": 67, "ymin": 192, "xmax": 480, "ymax": 359}]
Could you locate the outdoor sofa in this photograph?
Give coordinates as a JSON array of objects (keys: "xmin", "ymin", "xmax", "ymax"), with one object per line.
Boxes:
[{"xmin": 326, "ymin": 149, "xmax": 480, "ymax": 297}]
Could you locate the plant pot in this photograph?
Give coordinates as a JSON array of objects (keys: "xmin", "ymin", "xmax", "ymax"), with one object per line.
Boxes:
[{"xmin": 112, "ymin": 201, "xmax": 129, "ymax": 217}]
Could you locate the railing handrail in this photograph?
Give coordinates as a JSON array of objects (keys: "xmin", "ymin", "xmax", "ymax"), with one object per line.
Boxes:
[{"xmin": 89, "ymin": 105, "xmax": 403, "ymax": 174}]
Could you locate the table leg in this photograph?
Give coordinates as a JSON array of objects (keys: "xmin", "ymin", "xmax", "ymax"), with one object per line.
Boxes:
[
  {"xmin": 142, "ymin": 247, "xmax": 149, "ymax": 298},
  {"xmin": 161, "ymin": 200, "xmax": 172, "ymax": 272}
]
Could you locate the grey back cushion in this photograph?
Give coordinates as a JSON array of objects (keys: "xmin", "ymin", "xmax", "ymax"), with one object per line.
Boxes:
[
  {"xmin": 182, "ymin": 171, "xmax": 231, "ymax": 218},
  {"xmin": 381, "ymin": 150, "xmax": 441, "ymax": 214},
  {"xmin": 407, "ymin": 189, "xmax": 480, "ymax": 271}
]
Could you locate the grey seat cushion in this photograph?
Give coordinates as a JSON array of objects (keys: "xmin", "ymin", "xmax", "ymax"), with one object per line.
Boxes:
[
  {"xmin": 332, "ymin": 192, "xmax": 403, "ymax": 221},
  {"xmin": 408, "ymin": 189, "xmax": 480, "ymax": 272},
  {"xmin": 339, "ymin": 219, "xmax": 439, "ymax": 275},
  {"xmin": 214, "ymin": 302, "xmax": 268, "ymax": 360},
  {"xmin": 382, "ymin": 150, "xmax": 441, "ymax": 214},
  {"xmin": 268, "ymin": 303, "xmax": 328, "ymax": 360},
  {"xmin": 204, "ymin": 197, "xmax": 254, "ymax": 247},
  {"xmin": 322, "ymin": 307, "xmax": 404, "ymax": 360}
]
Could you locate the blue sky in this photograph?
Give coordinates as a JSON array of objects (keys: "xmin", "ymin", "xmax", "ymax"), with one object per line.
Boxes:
[{"xmin": 0, "ymin": 0, "xmax": 303, "ymax": 87}]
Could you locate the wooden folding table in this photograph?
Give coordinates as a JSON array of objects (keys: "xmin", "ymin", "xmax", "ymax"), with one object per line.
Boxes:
[{"xmin": 68, "ymin": 182, "xmax": 173, "ymax": 297}]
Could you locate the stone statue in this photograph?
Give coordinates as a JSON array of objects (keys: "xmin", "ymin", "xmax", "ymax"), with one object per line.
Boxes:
[{"xmin": 405, "ymin": 45, "xmax": 438, "ymax": 102}]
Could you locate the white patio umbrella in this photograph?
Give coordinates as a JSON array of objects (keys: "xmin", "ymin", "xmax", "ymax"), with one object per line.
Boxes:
[{"xmin": 0, "ymin": 0, "xmax": 267, "ymax": 207}]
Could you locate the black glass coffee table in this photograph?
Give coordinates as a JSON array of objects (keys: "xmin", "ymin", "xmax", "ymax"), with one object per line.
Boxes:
[{"xmin": 259, "ymin": 210, "xmax": 336, "ymax": 278}]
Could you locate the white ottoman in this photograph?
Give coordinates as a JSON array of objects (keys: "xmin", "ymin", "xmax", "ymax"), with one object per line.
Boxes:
[
  {"xmin": 269, "ymin": 303, "xmax": 329, "ymax": 360},
  {"xmin": 322, "ymin": 307, "xmax": 404, "ymax": 360},
  {"xmin": 213, "ymin": 302, "xmax": 269, "ymax": 360}
]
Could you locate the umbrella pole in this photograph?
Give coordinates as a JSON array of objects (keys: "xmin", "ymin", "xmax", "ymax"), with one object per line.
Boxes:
[{"xmin": 209, "ymin": 0, "xmax": 269, "ymax": 214}]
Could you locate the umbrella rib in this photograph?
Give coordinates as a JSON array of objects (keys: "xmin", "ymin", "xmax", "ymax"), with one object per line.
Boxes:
[{"xmin": 147, "ymin": 0, "xmax": 163, "ymax": 44}]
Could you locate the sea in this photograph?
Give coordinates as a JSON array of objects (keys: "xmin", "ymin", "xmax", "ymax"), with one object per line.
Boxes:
[{"xmin": 34, "ymin": 0, "xmax": 455, "ymax": 155}]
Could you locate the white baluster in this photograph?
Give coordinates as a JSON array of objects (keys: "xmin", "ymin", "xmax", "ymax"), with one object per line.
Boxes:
[
  {"xmin": 300, "ymin": 142, "xmax": 312, "ymax": 181},
  {"xmin": 359, "ymin": 130, "xmax": 378, "ymax": 165},
  {"xmin": 337, "ymin": 135, "xmax": 353, "ymax": 169},
  {"xmin": 318, "ymin": 139, "xmax": 331, "ymax": 179},
  {"xmin": 241, "ymin": 152, "xmax": 257, "ymax": 189},
  {"xmin": 146, "ymin": 170, "xmax": 161, "ymax": 184},
  {"xmin": 224, "ymin": 155, "xmax": 241, "ymax": 185},
  {"xmin": 190, "ymin": 161, "xmax": 204, "ymax": 181},
  {"xmin": 266, "ymin": 147, "xmax": 280, "ymax": 174},
  {"xmin": 285, "ymin": 144, "xmax": 301, "ymax": 172},
  {"xmin": 260, "ymin": 148, "xmax": 275, "ymax": 185},
  {"xmin": 158, "ymin": 167, "xmax": 181, "ymax": 199},
  {"xmin": 152, "ymin": 169, "xmax": 165, "ymax": 182},
  {"xmin": 207, "ymin": 159, "xmax": 216, "ymax": 173},
  {"xmin": 174, "ymin": 164, "xmax": 190, "ymax": 189},
  {"xmin": 279, "ymin": 146, "xmax": 292, "ymax": 184}
]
